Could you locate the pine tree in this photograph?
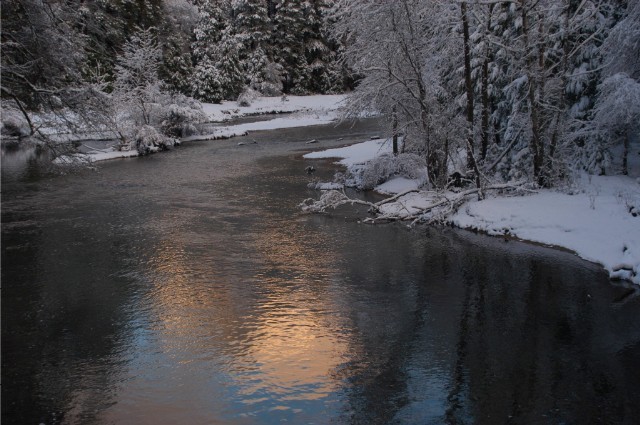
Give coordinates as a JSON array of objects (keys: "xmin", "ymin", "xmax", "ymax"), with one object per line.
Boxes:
[
  {"xmin": 191, "ymin": 0, "xmax": 243, "ymax": 102},
  {"xmin": 233, "ymin": 0, "xmax": 282, "ymax": 94},
  {"xmin": 159, "ymin": 0, "xmax": 199, "ymax": 94},
  {"xmin": 274, "ymin": 0, "xmax": 310, "ymax": 93},
  {"xmin": 212, "ymin": 29, "xmax": 245, "ymax": 100},
  {"xmin": 304, "ymin": 0, "xmax": 336, "ymax": 93}
]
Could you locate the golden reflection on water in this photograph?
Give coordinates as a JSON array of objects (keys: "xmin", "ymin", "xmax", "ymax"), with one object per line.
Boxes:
[
  {"xmin": 231, "ymin": 221, "xmax": 349, "ymax": 404},
  {"xmin": 97, "ymin": 217, "xmax": 353, "ymax": 420}
]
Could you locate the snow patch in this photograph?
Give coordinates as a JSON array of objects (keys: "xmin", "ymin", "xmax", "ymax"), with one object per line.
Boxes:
[
  {"xmin": 303, "ymin": 138, "xmax": 395, "ymax": 166},
  {"xmin": 53, "ymin": 149, "xmax": 139, "ymax": 164},
  {"xmin": 450, "ymin": 175, "xmax": 640, "ymax": 284},
  {"xmin": 201, "ymin": 94, "xmax": 345, "ymax": 122},
  {"xmin": 376, "ymin": 176, "xmax": 421, "ymax": 195}
]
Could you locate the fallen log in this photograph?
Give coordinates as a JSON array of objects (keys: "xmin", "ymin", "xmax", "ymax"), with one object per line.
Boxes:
[{"xmin": 300, "ymin": 181, "xmax": 532, "ymax": 226}]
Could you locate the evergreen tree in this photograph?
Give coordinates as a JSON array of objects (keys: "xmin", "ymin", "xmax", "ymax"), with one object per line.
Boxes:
[
  {"xmin": 191, "ymin": 0, "xmax": 226, "ymax": 102},
  {"xmin": 274, "ymin": 0, "xmax": 310, "ymax": 93},
  {"xmin": 232, "ymin": 0, "xmax": 282, "ymax": 94},
  {"xmin": 159, "ymin": 0, "xmax": 199, "ymax": 94},
  {"xmin": 306, "ymin": 0, "xmax": 343, "ymax": 93}
]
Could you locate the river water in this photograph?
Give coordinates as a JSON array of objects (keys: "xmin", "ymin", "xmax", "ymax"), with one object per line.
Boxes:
[{"xmin": 2, "ymin": 119, "xmax": 640, "ymax": 424}]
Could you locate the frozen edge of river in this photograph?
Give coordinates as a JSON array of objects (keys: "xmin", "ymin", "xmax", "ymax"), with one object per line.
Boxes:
[{"xmin": 303, "ymin": 139, "xmax": 640, "ymax": 286}]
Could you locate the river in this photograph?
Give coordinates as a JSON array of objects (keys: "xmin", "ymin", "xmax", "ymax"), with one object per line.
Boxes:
[{"xmin": 2, "ymin": 119, "xmax": 639, "ymax": 424}]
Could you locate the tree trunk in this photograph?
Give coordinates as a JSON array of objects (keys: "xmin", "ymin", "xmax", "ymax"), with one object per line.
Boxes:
[
  {"xmin": 461, "ymin": 2, "xmax": 475, "ymax": 170},
  {"xmin": 623, "ymin": 130, "xmax": 629, "ymax": 175},
  {"xmin": 522, "ymin": 1, "xmax": 545, "ymax": 186},
  {"xmin": 392, "ymin": 105, "xmax": 398, "ymax": 156},
  {"xmin": 480, "ymin": 4, "xmax": 494, "ymax": 161},
  {"xmin": 547, "ymin": 6, "xmax": 570, "ymax": 183}
]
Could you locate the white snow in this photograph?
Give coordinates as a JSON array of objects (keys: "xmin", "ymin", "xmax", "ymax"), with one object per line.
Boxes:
[
  {"xmin": 53, "ymin": 149, "xmax": 139, "ymax": 164},
  {"xmin": 304, "ymin": 137, "xmax": 640, "ymax": 285},
  {"xmin": 451, "ymin": 175, "xmax": 640, "ymax": 284},
  {"xmin": 201, "ymin": 94, "xmax": 346, "ymax": 122},
  {"xmin": 303, "ymin": 138, "xmax": 396, "ymax": 166},
  {"xmin": 375, "ymin": 176, "xmax": 421, "ymax": 195},
  {"xmin": 183, "ymin": 112, "xmax": 338, "ymax": 142}
]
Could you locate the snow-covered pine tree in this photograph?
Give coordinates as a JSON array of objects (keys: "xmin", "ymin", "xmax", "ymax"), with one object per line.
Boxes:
[
  {"xmin": 159, "ymin": 0, "xmax": 198, "ymax": 94},
  {"xmin": 274, "ymin": 0, "xmax": 310, "ymax": 94},
  {"xmin": 213, "ymin": 29, "xmax": 246, "ymax": 99},
  {"xmin": 304, "ymin": 0, "xmax": 339, "ymax": 93},
  {"xmin": 232, "ymin": 0, "xmax": 282, "ymax": 95},
  {"xmin": 585, "ymin": 0, "xmax": 640, "ymax": 175},
  {"xmin": 191, "ymin": 0, "xmax": 228, "ymax": 102}
]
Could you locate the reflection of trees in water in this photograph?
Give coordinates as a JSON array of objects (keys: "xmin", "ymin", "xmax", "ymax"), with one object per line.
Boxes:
[
  {"xmin": 1, "ymin": 197, "xmax": 151, "ymax": 424},
  {"xmin": 335, "ymin": 229, "xmax": 640, "ymax": 424},
  {"xmin": 444, "ymin": 236, "xmax": 640, "ymax": 424},
  {"xmin": 333, "ymin": 228, "xmax": 448, "ymax": 424}
]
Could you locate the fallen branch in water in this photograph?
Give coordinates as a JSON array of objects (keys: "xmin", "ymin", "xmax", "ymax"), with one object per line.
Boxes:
[{"xmin": 300, "ymin": 182, "xmax": 531, "ymax": 225}]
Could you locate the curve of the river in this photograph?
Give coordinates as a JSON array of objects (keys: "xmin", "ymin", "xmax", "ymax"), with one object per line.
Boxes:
[{"xmin": 2, "ymin": 118, "xmax": 640, "ymax": 424}]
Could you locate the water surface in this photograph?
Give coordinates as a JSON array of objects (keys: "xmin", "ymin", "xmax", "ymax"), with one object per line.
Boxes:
[{"xmin": 2, "ymin": 120, "xmax": 639, "ymax": 424}]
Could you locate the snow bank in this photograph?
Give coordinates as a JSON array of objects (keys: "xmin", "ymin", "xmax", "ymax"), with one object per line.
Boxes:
[
  {"xmin": 53, "ymin": 96, "xmax": 345, "ymax": 163},
  {"xmin": 303, "ymin": 136, "xmax": 426, "ymax": 191},
  {"xmin": 304, "ymin": 138, "xmax": 640, "ymax": 285},
  {"xmin": 53, "ymin": 149, "xmax": 139, "ymax": 165},
  {"xmin": 185, "ymin": 111, "xmax": 338, "ymax": 142},
  {"xmin": 303, "ymin": 137, "xmax": 394, "ymax": 166},
  {"xmin": 451, "ymin": 176, "xmax": 640, "ymax": 284},
  {"xmin": 202, "ymin": 94, "xmax": 346, "ymax": 122}
]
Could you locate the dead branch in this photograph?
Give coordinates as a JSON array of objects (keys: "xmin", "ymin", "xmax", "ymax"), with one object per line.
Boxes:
[{"xmin": 300, "ymin": 181, "xmax": 531, "ymax": 226}]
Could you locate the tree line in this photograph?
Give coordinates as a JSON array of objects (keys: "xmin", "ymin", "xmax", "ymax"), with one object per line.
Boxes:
[
  {"xmin": 2, "ymin": 0, "xmax": 638, "ymax": 187},
  {"xmin": 1, "ymin": 0, "xmax": 348, "ymax": 152},
  {"xmin": 1, "ymin": 0, "xmax": 348, "ymax": 103},
  {"xmin": 335, "ymin": 0, "xmax": 639, "ymax": 188}
]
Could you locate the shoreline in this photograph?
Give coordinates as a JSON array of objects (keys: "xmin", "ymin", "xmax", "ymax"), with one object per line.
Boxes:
[
  {"xmin": 54, "ymin": 94, "xmax": 346, "ymax": 164},
  {"xmin": 303, "ymin": 138, "xmax": 640, "ymax": 286}
]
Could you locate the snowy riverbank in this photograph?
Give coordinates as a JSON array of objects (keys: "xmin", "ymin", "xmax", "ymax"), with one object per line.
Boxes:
[
  {"xmin": 55, "ymin": 95, "xmax": 346, "ymax": 164},
  {"xmin": 201, "ymin": 94, "xmax": 345, "ymax": 122},
  {"xmin": 184, "ymin": 94, "xmax": 345, "ymax": 141},
  {"xmin": 303, "ymin": 138, "xmax": 640, "ymax": 285}
]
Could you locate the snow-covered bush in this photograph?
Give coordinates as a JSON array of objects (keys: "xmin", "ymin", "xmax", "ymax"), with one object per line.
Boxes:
[
  {"xmin": 237, "ymin": 87, "xmax": 259, "ymax": 107},
  {"xmin": 135, "ymin": 125, "xmax": 178, "ymax": 155},
  {"xmin": 94, "ymin": 28, "xmax": 205, "ymax": 152},
  {"xmin": 346, "ymin": 153, "xmax": 428, "ymax": 190},
  {"xmin": 1, "ymin": 103, "xmax": 31, "ymax": 138},
  {"xmin": 158, "ymin": 94, "xmax": 207, "ymax": 138}
]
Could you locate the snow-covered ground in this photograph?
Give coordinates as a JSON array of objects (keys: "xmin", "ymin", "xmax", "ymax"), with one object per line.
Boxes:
[
  {"xmin": 201, "ymin": 94, "xmax": 345, "ymax": 122},
  {"xmin": 182, "ymin": 111, "xmax": 339, "ymax": 142},
  {"xmin": 303, "ymin": 137, "xmax": 392, "ymax": 166},
  {"xmin": 304, "ymin": 138, "xmax": 640, "ymax": 285},
  {"xmin": 58, "ymin": 95, "xmax": 347, "ymax": 163}
]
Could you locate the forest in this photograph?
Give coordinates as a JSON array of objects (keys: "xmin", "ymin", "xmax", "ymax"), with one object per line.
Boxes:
[
  {"xmin": 2, "ymin": 3, "xmax": 640, "ymax": 421},
  {"xmin": 1, "ymin": 0, "xmax": 639, "ymax": 188}
]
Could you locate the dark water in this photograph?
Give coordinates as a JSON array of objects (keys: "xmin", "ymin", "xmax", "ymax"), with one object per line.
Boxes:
[{"xmin": 2, "ymin": 120, "xmax": 640, "ymax": 425}]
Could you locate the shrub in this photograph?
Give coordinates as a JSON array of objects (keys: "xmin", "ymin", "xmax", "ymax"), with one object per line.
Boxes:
[{"xmin": 348, "ymin": 153, "xmax": 429, "ymax": 190}]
